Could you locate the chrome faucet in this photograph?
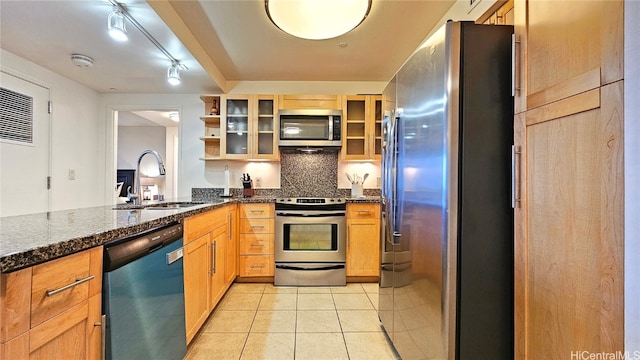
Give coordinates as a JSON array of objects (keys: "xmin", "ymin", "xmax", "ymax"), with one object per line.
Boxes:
[{"xmin": 128, "ymin": 149, "xmax": 166, "ymax": 205}]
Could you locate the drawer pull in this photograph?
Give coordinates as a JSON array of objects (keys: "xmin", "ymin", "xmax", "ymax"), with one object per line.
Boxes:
[
  {"xmin": 249, "ymin": 265, "xmax": 265, "ymax": 269},
  {"xmin": 356, "ymin": 210, "xmax": 371, "ymax": 213},
  {"xmin": 250, "ymin": 225, "xmax": 265, "ymax": 229},
  {"xmin": 250, "ymin": 210, "xmax": 265, "ymax": 213},
  {"xmin": 46, "ymin": 275, "xmax": 94, "ymax": 296},
  {"xmin": 250, "ymin": 244, "xmax": 265, "ymax": 247}
]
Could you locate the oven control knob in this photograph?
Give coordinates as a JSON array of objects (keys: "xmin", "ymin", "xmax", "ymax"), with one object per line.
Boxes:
[{"xmin": 287, "ymin": 198, "xmax": 292, "ymax": 202}]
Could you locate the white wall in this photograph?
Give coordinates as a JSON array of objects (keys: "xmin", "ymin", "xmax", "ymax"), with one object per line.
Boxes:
[
  {"xmin": 625, "ymin": 0, "xmax": 640, "ymax": 352},
  {"xmin": 1, "ymin": 49, "xmax": 104, "ymax": 211}
]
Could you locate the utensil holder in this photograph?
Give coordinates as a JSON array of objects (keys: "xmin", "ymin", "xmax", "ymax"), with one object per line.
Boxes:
[{"xmin": 351, "ymin": 183, "xmax": 363, "ymax": 197}]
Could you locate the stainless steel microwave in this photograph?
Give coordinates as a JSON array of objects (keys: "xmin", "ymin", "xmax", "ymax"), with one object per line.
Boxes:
[{"xmin": 278, "ymin": 109, "xmax": 342, "ymax": 147}]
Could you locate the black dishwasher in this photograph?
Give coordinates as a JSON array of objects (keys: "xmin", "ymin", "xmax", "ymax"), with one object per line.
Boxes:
[{"xmin": 102, "ymin": 222, "xmax": 186, "ymax": 360}]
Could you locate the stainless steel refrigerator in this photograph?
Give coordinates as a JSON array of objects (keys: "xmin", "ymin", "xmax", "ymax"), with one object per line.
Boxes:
[{"xmin": 379, "ymin": 21, "xmax": 514, "ymax": 360}]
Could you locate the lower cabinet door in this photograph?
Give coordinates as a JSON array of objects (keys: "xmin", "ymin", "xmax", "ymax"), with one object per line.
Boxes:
[
  {"xmin": 2, "ymin": 300, "xmax": 97, "ymax": 360},
  {"xmin": 183, "ymin": 233, "xmax": 210, "ymax": 344},
  {"xmin": 346, "ymin": 218, "xmax": 380, "ymax": 277}
]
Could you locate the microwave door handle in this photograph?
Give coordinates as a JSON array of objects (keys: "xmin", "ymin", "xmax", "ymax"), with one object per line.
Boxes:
[{"xmin": 328, "ymin": 116, "xmax": 333, "ymax": 140}]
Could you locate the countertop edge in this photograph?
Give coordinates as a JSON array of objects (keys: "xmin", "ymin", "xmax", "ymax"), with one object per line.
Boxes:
[{"xmin": 0, "ymin": 197, "xmax": 380, "ymax": 273}]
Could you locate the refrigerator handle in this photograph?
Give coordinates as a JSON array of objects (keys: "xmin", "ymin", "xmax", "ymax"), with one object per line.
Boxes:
[{"xmin": 512, "ymin": 145, "xmax": 522, "ymax": 208}]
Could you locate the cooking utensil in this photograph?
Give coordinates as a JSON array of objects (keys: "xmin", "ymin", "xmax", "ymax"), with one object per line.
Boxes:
[
  {"xmin": 346, "ymin": 173, "xmax": 354, "ymax": 183},
  {"xmin": 362, "ymin": 173, "xmax": 369, "ymax": 184}
]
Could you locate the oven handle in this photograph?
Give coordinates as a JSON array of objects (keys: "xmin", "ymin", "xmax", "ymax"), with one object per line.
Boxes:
[
  {"xmin": 275, "ymin": 212, "xmax": 345, "ymax": 217},
  {"xmin": 275, "ymin": 264, "xmax": 345, "ymax": 271}
]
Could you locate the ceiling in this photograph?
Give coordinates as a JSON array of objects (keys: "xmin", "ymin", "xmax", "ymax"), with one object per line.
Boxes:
[{"xmin": 0, "ymin": 0, "xmax": 457, "ymax": 95}]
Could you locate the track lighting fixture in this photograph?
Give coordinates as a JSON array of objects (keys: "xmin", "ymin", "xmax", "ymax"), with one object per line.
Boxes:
[
  {"xmin": 107, "ymin": 8, "xmax": 128, "ymax": 42},
  {"xmin": 167, "ymin": 62, "xmax": 181, "ymax": 86},
  {"xmin": 108, "ymin": 1, "xmax": 188, "ymax": 86}
]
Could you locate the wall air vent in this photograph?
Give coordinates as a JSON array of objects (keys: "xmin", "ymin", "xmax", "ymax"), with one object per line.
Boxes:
[{"xmin": 0, "ymin": 87, "xmax": 33, "ymax": 144}]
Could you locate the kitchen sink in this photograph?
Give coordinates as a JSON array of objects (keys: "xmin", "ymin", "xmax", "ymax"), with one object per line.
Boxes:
[{"xmin": 113, "ymin": 202, "xmax": 204, "ymax": 210}]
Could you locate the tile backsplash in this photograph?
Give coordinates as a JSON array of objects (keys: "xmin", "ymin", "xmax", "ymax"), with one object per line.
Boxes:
[{"xmin": 192, "ymin": 148, "xmax": 380, "ymax": 200}]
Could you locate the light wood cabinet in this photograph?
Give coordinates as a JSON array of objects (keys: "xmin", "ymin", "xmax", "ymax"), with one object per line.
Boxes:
[
  {"xmin": 513, "ymin": 1, "xmax": 624, "ymax": 358},
  {"xmin": 0, "ymin": 246, "xmax": 103, "ymax": 360},
  {"xmin": 478, "ymin": 0, "xmax": 514, "ymax": 25},
  {"xmin": 513, "ymin": 0, "xmax": 623, "ymax": 114},
  {"xmin": 183, "ymin": 204, "xmax": 236, "ymax": 344},
  {"xmin": 278, "ymin": 94, "xmax": 342, "ymax": 110},
  {"xmin": 341, "ymin": 95, "xmax": 382, "ymax": 161},
  {"xmin": 346, "ymin": 203, "xmax": 380, "ymax": 277},
  {"xmin": 238, "ymin": 203, "xmax": 275, "ymax": 277},
  {"xmin": 199, "ymin": 95, "xmax": 278, "ymax": 161},
  {"xmin": 183, "ymin": 232, "xmax": 210, "ymax": 344}
]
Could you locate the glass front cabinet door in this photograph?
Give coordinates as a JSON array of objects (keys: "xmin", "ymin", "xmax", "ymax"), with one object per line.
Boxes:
[{"xmin": 223, "ymin": 95, "xmax": 278, "ymax": 161}]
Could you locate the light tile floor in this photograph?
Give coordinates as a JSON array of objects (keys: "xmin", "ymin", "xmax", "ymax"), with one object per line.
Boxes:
[{"xmin": 185, "ymin": 283, "xmax": 401, "ymax": 360}]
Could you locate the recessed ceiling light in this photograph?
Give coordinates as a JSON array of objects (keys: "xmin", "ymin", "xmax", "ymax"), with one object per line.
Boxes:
[{"xmin": 338, "ymin": 42, "xmax": 348, "ymax": 48}]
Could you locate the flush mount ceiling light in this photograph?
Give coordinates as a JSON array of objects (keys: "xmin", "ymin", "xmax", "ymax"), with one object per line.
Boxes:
[
  {"xmin": 107, "ymin": 7, "xmax": 128, "ymax": 42},
  {"xmin": 167, "ymin": 62, "xmax": 181, "ymax": 86},
  {"xmin": 265, "ymin": 0, "xmax": 372, "ymax": 40}
]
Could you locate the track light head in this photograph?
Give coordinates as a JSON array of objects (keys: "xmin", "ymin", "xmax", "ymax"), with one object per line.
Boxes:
[
  {"xmin": 167, "ymin": 63, "xmax": 181, "ymax": 86},
  {"xmin": 108, "ymin": 9, "xmax": 128, "ymax": 42}
]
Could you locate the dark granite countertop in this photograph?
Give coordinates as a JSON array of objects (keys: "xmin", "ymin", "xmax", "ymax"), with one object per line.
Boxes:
[{"xmin": 0, "ymin": 195, "xmax": 380, "ymax": 273}]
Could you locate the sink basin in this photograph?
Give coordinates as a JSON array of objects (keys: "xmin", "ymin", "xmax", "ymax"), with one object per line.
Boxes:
[{"xmin": 112, "ymin": 202, "xmax": 204, "ymax": 210}]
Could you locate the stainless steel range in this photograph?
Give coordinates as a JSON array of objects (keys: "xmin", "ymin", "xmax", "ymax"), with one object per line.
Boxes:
[{"xmin": 274, "ymin": 197, "xmax": 347, "ymax": 286}]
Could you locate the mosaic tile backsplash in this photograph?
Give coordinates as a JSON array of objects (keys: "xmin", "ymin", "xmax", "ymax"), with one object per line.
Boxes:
[{"xmin": 193, "ymin": 149, "xmax": 380, "ymax": 200}]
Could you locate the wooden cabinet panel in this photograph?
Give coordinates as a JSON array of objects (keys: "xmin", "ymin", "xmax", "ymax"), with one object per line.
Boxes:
[
  {"xmin": 239, "ymin": 233, "xmax": 272, "ymax": 255},
  {"xmin": 278, "ymin": 95, "xmax": 342, "ymax": 110},
  {"xmin": 30, "ymin": 251, "xmax": 92, "ymax": 328},
  {"xmin": 184, "ymin": 207, "xmax": 225, "ymax": 243},
  {"xmin": 346, "ymin": 203, "xmax": 380, "ymax": 219},
  {"xmin": 29, "ymin": 301, "xmax": 89, "ymax": 359},
  {"xmin": 239, "ymin": 203, "xmax": 274, "ymax": 218},
  {"xmin": 515, "ymin": 82, "xmax": 623, "ymax": 358},
  {"xmin": 514, "ymin": 0, "xmax": 623, "ymax": 113},
  {"xmin": 183, "ymin": 233, "xmax": 210, "ymax": 344},
  {"xmin": 238, "ymin": 203, "xmax": 274, "ymax": 278},
  {"xmin": 0, "ymin": 268, "xmax": 31, "ymax": 343},
  {"xmin": 210, "ymin": 231, "xmax": 227, "ymax": 310},
  {"xmin": 239, "ymin": 255, "xmax": 274, "ymax": 277},
  {"xmin": 346, "ymin": 204, "xmax": 381, "ymax": 277},
  {"xmin": 239, "ymin": 218, "xmax": 273, "ymax": 234},
  {"xmin": 346, "ymin": 218, "xmax": 380, "ymax": 277}
]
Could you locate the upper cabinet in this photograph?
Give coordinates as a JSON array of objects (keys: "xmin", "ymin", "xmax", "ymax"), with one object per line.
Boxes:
[
  {"xmin": 341, "ymin": 95, "xmax": 382, "ymax": 161},
  {"xmin": 278, "ymin": 94, "xmax": 342, "ymax": 110},
  {"xmin": 513, "ymin": 0, "xmax": 623, "ymax": 113},
  {"xmin": 199, "ymin": 95, "xmax": 278, "ymax": 161}
]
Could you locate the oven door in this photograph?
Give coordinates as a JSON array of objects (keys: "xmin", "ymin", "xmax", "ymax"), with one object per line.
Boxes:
[{"xmin": 275, "ymin": 211, "xmax": 346, "ymax": 263}]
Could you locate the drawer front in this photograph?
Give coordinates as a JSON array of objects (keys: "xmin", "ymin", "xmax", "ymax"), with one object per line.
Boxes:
[
  {"xmin": 239, "ymin": 204, "xmax": 274, "ymax": 219},
  {"xmin": 31, "ymin": 250, "xmax": 93, "ymax": 328},
  {"xmin": 185, "ymin": 208, "xmax": 226, "ymax": 242},
  {"xmin": 239, "ymin": 255, "xmax": 274, "ymax": 277},
  {"xmin": 347, "ymin": 203, "xmax": 380, "ymax": 219},
  {"xmin": 240, "ymin": 218, "xmax": 274, "ymax": 234},
  {"xmin": 239, "ymin": 233, "xmax": 273, "ymax": 255}
]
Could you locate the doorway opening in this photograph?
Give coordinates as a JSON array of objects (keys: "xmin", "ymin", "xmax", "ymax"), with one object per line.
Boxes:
[{"xmin": 111, "ymin": 108, "xmax": 179, "ymax": 204}]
